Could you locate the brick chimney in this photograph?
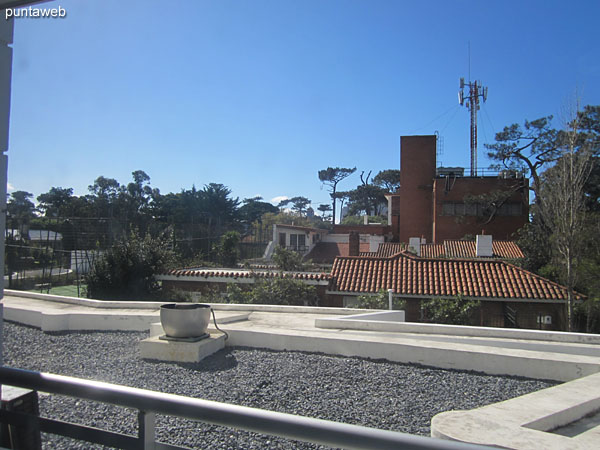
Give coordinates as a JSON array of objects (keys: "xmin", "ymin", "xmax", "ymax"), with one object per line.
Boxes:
[{"xmin": 349, "ymin": 231, "xmax": 360, "ymax": 256}]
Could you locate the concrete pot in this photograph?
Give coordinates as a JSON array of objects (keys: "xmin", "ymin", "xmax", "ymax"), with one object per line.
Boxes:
[{"xmin": 160, "ymin": 303, "xmax": 211, "ymax": 338}]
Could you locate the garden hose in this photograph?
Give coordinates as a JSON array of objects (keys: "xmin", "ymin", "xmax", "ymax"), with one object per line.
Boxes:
[{"xmin": 211, "ymin": 308, "xmax": 229, "ymax": 341}]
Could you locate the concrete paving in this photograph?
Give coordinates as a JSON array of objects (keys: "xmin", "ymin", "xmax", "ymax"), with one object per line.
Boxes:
[{"xmin": 2, "ymin": 290, "xmax": 600, "ymax": 449}]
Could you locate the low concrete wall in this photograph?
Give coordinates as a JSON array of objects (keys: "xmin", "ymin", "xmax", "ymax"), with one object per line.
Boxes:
[
  {"xmin": 2, "ymin": 291, "xmax": 367, "ymax": 332},
  {"xmin": 4, "ymin": 290, "xmax": 366, "ymax": 315},
  {"xmin": 223, "ymin": 328, "xmax": 600, "ymax": 382},
  {"xmin": 5, "ymin": 289, "xmax": 164, "ymax": 309},
  {"xmin": 315, "ymin": 316, "xmax": 600, "ymax": 344},
  {"xmin": 431, "ymin": 372, "xmax": 600, "ymax": 449},
  {"xmin": 337, "ymin": 311, "xmax": 406, "ymax": 322}
]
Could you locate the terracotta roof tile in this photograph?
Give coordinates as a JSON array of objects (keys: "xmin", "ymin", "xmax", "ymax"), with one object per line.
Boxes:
[
  {"xmin": 367, "ymin": 240, "xmax": 524, "ymax": 260},
  {"xmin": 360, "ymin": 242, "xmax": 407, "ymax": 257},
  {"xmin": 329, "ymin": 251, "xmax": 579, "ymax": 301},
  {"xmin": 164, "ymin": 268, "xmax": 330, "ymax": 282}
]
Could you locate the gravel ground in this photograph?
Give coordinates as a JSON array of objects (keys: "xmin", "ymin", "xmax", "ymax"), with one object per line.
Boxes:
[{"xmin": 3, "ymin": 321, "xmax": 557, "ymax": 449}]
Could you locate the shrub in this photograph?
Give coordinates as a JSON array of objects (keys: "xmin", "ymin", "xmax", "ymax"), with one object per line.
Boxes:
[
  {"xmin": 162, "ymin": 289, "xmax": 194, "ymax": 302},
  {"xmin": 356, "ymin": 289, "xmax": 405, "ymax": 310},
  {"xmin": 85, "ymin": 230, "xmax": 175, "ymax": 300},
  {"xmin": 222, "ymin": 278, "xmax": 318, "ymax": 306},
  {"xmin": 421, "ymin": 294, "xmax": 480, "ymax": 325},
  {"xmin": 225, "ymin": 283, "xmax": 251, "ymax": 304},
  {"xmin": 272, "ymin": 246, "xmax": 305, "ymax": 271},
  {"xmin": 341, "ymin": 215, "xmax": 388, "ymax": 225},
  {"xmin": 250, "ymin": 277, "xmax": 319, "ymax": 306},
  {"xmin": 217, "ymin": 231, "xmax": 241, "ymax": 267}
]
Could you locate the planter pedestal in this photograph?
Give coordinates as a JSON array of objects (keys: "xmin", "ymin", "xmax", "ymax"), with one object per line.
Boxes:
[{"xmin": 140, "ymin": 333, "xmax": 225, "ymax": 363}]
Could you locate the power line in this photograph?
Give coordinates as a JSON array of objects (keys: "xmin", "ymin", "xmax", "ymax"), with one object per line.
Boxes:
[
  {"xmin": 440, "ymin": 106, "xmax": 461, "ymax": 134},
  {"xmin": 410, "ymin": 104, "xmax": 460, "ymax": 134}
]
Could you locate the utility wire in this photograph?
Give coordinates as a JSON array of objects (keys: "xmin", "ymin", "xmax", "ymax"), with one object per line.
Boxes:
[
  {"xmin": 410, "ymin": 104, "xmax": 460, "ymax": 134},
  {"xmin": 440, "ymin": 106, "xmax": 461, "ymax": 134}
]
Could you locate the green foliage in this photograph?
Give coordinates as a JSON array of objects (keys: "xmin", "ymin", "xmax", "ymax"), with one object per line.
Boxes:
[
  {"xmin": 356, "ymin": 290, "xmax": 405, "ymax": 310},
  {"xmin": 574, "ymin": 298, "xmax": 600, "ymax": 334},
  {"xmin": 317, "ymin": 204, "xmax": 332, "ymax": 219},
  {"xmin": 253, "ymin": 277, "xmax": 319, "ymax": 306},
  {"xmin": 239, "ymin": 197, "xmax": 278, "ymax": 225},
  {"xmin": 485, "ymin": 116, "xmax": 559, "ymax": 199},
  {"xmin": 421, "ymin": 294, "xmax": 480, "ymax": 325},
  {"xmin": 216, "ymin": 231, "xmax": 241, "ymax": 267},
  {"xmin": 340, "ymin": 215, "xmax": 387, "ymax": 225},
  {"xmin": 85, "ymin": 230, "xmax": 176, "ymax": 300},
  {"xmin": 164, "ymin": 289, "xmax": 194, "ymax": 302},
  {"xmin": 272, "ymin": 245, "xmax": 305, "ymax": 271},
  {"xmin": 318, "ymin": 167, "xmax": 357, "ymax": 224},
  {"xmin": 7, "ymin": 191, "xmax": 36, "ymax": 225},
  {"xmin": 224, "ymin": 278, "xmax": 318, "ymax": 306},
  {"xmin": 373, "ymin": 169, "xmax": 401, "ymax": 192},
  {"xmin": 347, "ymin": 184, "xmax": 387, "ymax": 216},
  {"xmin": 224, "ymin": 283, "xmax": 249, "ymax": 304},
  {"xmin": 278, "ymin": 196, "xmax": 311, "ymax": 216},
  {"xmin": 36, "ymin": 187, "xmax": 75, "ymax": 217}
]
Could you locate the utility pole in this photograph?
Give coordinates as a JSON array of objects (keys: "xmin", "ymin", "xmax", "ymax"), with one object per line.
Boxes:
[{"xmin": 459, "ymin": 78, "xmax": 487, "ymax": 176}]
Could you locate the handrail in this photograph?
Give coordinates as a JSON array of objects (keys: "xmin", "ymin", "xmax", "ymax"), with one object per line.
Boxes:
[{"xmin": 0, "ymin": 366, "xmax": 490, "ymax": 449}]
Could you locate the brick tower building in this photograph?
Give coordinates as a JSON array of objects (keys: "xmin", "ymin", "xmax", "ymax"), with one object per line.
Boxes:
[{"xmin": 387, "ymin": 135, "xmax": 529, "ymax": 243}]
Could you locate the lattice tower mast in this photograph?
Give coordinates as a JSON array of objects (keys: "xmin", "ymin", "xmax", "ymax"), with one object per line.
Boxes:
[{"xmin": 459, "ymin": 78, "xmax": 487, "ymax": 176}]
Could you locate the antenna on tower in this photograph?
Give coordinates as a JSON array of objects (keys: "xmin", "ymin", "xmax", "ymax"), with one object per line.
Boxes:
[{"xmin": 458, "ymin": 76, "xmax": 487, "ymax": 176}]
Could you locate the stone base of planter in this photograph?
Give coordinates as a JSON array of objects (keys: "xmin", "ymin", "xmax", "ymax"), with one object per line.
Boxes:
[{"xmin": 140, "ymin": 333, "xmax": 225, "ymax": 363}]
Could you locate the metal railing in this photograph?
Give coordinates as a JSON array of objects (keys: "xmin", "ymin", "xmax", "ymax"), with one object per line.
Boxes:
[{"xmin": 0, "ymin": 366, "xmax": 491, "ymax": 450}]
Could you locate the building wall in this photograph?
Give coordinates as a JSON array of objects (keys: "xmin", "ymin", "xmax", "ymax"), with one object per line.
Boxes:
[
  {"xmin": 398, "ymin": 136, "xmax": 436, "ymax": 242},
  {"xmin": 388, "ymin": 194, "xmax": 401, "ymax": 242},
  {"xmin": 272, "ymin": 225, "xmax": 324, "ymax": 256},
  {"xmin": 389, "ymin": 135, "xmax": 530, "ymax": 243},
  {"xmin": 432, "ymin": 176, "xmax": 529, "ymax": 241}
]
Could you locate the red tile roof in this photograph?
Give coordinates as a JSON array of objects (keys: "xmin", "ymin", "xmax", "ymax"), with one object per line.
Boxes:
[
  {"xmin": 441, "ymin": 240, "xmax": 524, "ymax": 259},
  {"xmin": 363, "ymin": 240, "xmax": 523, "ymax": 260},
  {"xmin": 420, "ymin": 243, "xmax": 445, "ymax": 258},
  {"xmin": 162, "ymin": 269, "xmax": 330, "ymax": 282},
  {"xmin": 360, "ymin": 242, "xmax": 407, "ymax": 257},
  {"xmin": 329, "ymin": 251, "xmax": 576, "ymax": 301}
]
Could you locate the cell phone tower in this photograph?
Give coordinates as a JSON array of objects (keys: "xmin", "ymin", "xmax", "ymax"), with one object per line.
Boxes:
[{"xmin": 458, "ymin": 77, "xmax": 488, "ymax": 176}]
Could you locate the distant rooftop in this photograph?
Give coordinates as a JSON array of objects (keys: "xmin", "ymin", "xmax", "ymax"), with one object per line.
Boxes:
[
  {"xmin": 360, "ymin": 240, "xmax": 524, "ymax": 260},
  {"xmin": 330, "ymin": 250, "xmax": 575, "ymax": 301}
]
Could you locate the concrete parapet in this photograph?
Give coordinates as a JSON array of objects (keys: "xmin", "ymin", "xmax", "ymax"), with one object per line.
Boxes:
[
  {"xmin": 431, "ymin": 372, "xmax": 600, "ymax": 449},
  {"xmin": 315, "ymin": 316, "xmax": 600, "ymax": 344},
  {"xmin": 222, "ymin": 328, "xmax": 600, "ymax": 382}
]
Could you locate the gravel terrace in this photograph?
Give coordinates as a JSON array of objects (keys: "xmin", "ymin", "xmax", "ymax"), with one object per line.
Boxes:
[{"xmin": 3, "ymin": 322, "xmax": 557, "ymax": 449}]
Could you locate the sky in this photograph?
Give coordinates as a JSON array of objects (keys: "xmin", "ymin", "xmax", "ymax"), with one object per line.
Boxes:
[{"xmin": 6, "ymin": 0, "xmax": 600, "ymax": 214}]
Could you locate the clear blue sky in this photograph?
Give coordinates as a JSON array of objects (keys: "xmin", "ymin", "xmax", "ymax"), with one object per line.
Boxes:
[{"xmin": 7, "ymin": 0, "xmax": 600, "ymax": 211}]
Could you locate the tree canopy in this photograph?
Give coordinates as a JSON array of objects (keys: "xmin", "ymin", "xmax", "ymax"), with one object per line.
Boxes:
[
  {"xmin": 491, "ymin": 104, "xmax": 600, "ymax": 331},
  {"xmin": 318, "ymin": 167, "xmax": 356, "ymax": 224},
  {"xmin": 373, "ymin": 169, "xmax": 401, "ymax": 192}
]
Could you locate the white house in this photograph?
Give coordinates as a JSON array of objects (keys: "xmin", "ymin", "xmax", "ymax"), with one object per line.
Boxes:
[{"xmin": 264, "ymin": 224, "xmax": 325, "ymax": 260}]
